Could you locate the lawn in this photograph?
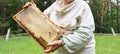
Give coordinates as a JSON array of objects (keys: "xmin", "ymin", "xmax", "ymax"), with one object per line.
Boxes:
[
  {"xmin": 95, "ymin": 34, "xmax": 120, "ymax": 54},
  {"xmin": 0, "ymin": 34, "xmax": 120, "ymax": 54}
]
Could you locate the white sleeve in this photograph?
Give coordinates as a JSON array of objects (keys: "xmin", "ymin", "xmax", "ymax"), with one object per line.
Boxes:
[{"xmin": 61, "ymin": 2, "xmax": 95, "ymax": 53}]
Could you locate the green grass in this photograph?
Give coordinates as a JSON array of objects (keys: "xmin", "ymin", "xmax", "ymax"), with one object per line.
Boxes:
[
  {"xmin": 0, "ymin": 35, "xmax": 55, "ymax": 54},
  {"xmin": 0, "ymin": 34, "xmax": 120, "ymax": 54},
  {"xmin": 95, "ymin": 34, "xmax": 120, "ymax": 54}
]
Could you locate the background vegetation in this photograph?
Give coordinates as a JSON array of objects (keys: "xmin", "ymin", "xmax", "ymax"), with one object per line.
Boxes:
[
  {"xmin": 0, "ymin": 34, "xmax": 120, "ymax": 54},
  {"xmin": 0, "ymin": 0, "xmax": 120, "ymax": 54},
  {"xmin": 0, "ymin": 0, "xmax": 120, "ymax": 35}
]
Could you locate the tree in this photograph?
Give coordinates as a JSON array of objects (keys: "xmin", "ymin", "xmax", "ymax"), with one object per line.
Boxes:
[
  {"xmin": 89, "ymin": 0, "xmax": 119, "ymax": 33},
  {"xmin": 100, "ymin": 0, "xmax": 105, "ymax": 33},
  {"xmin": 0, "ymin": 0, "xmax": 54, "ymax": 34},
  {"xmin": 0, "ymin": 0, "xmax": 119, "ymax": 34},
  {"xmin": 0, "ymin": 0, "xmax": 6, "ymax": 35},
  {"xmin": 116, "ymin": 0, "xmax": 120, "ymax": 32}
]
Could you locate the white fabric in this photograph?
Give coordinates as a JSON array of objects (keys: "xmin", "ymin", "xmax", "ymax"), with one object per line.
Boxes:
[{"xmin": 44, "ymin": 0, "xmax": 95, "ymax": 54}]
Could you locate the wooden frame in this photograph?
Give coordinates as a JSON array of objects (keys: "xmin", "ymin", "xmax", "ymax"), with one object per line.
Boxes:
[{"xmin": 13, "ymin": 2, "xmax": 63, "ymax": 49}]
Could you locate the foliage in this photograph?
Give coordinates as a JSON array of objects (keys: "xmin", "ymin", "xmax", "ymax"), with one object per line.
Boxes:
[
  {"xmin": 0, "ymin": 0, "xmax": 53, "ymax": 34},
  {"xmin": 0, "ymin": 0, "xmax": 119, "ymax": 34},
  {"xmin": 89, "ymin": 0, "xmax": 101, "ymax": 33},
  {"xmin": 89, "ymin": 0, "xmax": 119, "ymax": 33}
]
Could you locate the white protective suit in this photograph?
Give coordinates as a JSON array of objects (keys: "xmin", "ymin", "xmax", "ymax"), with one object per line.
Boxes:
[{"xmin": 44, "ymin": 0, "xmax": 95, "ymax": 54}]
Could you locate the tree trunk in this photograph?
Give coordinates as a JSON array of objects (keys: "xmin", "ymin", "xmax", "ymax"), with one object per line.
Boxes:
[
  {"xmin": 2, "ymin": 0, "xmax": 6, "ymax": 19},
  {"xmin": 92, "ymin": 0, "xmax": 96, "ymax": 4},
  {"xmin": 106, "ymin": 0, "xmax": 111, "ymax": 16},
  {"xmin": 1, "ymin": 0, "xmax": 6, "ymax": 35},
  {"xmin": 116, "ymin": 0, "xmax": 120, "ymax": 33},
  {"xmin": 100, "ymin": 0, "xmax": 104, "ymax": 33}
]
